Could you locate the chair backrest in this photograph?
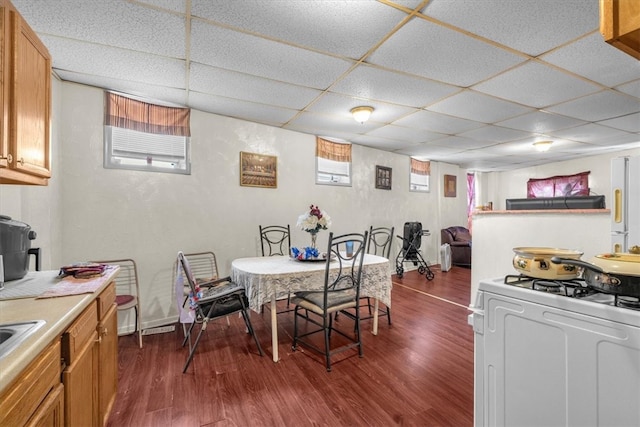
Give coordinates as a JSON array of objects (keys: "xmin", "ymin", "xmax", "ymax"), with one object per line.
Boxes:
[
  {"xmin": 182, "ymin": 251, "xmax": 218, "ymax": 282},
  {"xmin": 367, "ymin": 226, "xmax": 394, "ymax": 258},
  {"xmin": 259, "ymin": 225, "xmax": 291, "ymax": 256},
  {"xmin": 323, "ymin": 231, "xmax": 368, "ymax": 302},
  {"xmin": 177, "ymin": 252, "xmax": 201, "ymax": 311},
  {"xmin": 90, "ymin": 258, "xmax": 140, "ymax": 302}
]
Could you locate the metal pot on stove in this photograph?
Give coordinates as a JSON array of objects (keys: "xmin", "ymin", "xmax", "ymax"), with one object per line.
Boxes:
[
  {"xmin": 0, "ymin": 215, "xmax": 38, "ymax": 281},
  {"xmin": 512, "ymin": 247, "xmax": 583, "ymax": 280},
  {"xmin": 551, "ymin": 253, "xmax": 640, "ymax": 298}
]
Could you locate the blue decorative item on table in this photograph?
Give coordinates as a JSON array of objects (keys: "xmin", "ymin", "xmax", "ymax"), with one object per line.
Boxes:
[{"xmin": 291, "ymin": 246, "xmax": 321, "ymax": 260}]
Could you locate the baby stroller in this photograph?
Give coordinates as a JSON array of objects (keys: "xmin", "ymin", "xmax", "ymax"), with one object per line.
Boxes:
[{"xmin": 395, "ymin": 222, "xmax": 435, "ymax": 280}]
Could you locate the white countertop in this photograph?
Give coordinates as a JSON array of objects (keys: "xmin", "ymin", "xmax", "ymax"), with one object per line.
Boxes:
[{"xmin": 0, "ymin": 268, "xmax": 118, "ymax": 393}]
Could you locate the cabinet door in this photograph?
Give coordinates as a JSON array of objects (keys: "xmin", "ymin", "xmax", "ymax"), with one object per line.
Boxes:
[
  {"xmin": 62, "ymin": 333, "xmax": 97, "ymax": 427},
  {"xmin": 27, "ymin": 383, "xmax": 64, "ymax": 427},
  {"xmin": 10, "ymin": 8, "xmax": 51, "ymax": 179},
  {"xmin": 98, "ymin": 303, "xmax": 118, "ymax": 426},
  {"xmin": 1, "ymin": 4, "xmax": 9, "ymax": 169}
]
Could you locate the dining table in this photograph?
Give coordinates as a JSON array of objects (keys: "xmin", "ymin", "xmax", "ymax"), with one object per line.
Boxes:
[{"xmin": 231, "ymin": 254, "xmax": 392, "ymax": 362}]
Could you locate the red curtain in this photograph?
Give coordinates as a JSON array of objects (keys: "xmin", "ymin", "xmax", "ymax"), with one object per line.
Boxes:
[
  {"xmin": 467, "ymin": 173, "xmax": 475, "ymax": 231},
  {"xmin": 527, "ymin": 171, "xmax": 590, "ymax": 198}
]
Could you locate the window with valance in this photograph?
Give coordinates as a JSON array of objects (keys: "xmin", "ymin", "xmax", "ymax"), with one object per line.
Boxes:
[
  {"xmin": 410, "ymin": 158, "xmax": 430, "ymax": 192},
  {"xmin": 316, "ymin": 137, "xmax": 352, "ymax": 186},
  {"xmin": 104, "ymin": 92, "xmax": 191, "ymax": 174}
]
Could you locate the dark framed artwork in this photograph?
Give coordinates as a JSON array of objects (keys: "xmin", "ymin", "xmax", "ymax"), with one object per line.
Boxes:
[
  {"xmin": 444, "ymin": 174, "xmax": 457, "ymax": 197},
  {"xmin": 375, "ymin": 165, "xmax": 392, "ymax": 190},
  {"xmin": 240, "ymin": 151, "xmax": 277, "ymax": 188}
]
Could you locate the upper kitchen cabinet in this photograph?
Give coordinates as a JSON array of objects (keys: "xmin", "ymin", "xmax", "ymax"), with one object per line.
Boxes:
[
  {"xmin": 0, "ymin": 0, "xmax": 51, "ymax": 185},
  {"xmin": 600, "ymin": 0, "xmax": 640, "ymax": 60}
]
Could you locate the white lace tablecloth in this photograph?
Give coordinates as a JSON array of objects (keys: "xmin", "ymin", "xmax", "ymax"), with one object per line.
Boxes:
[{"xmin": 231, "ymin": 254, "xmax": 392, "ymax": 312}]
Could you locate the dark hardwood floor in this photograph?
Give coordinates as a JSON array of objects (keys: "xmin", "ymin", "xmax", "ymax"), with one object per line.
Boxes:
[{"xmin": 107, "ymin": 265, "xmax": 474, "ymax": 427}]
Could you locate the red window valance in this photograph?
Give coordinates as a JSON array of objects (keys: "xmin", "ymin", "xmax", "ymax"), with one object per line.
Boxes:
[
  {"xmin": 410, "ymin": 158, "xmax": 431, "ymax": 175},
  {"xmin": 527, "ymin": 171, "xmax": 590, "ymax": 198},
  {"xmin": 316, "ymin": 137, "xmax": 352, "ymax": 162}
]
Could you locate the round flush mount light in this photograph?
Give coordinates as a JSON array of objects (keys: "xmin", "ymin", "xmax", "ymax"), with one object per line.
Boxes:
[
  {"xmin": 533, "ymin": 140, "xmax": 553, "ymax": 152},
  {"xmin": 350, "ymin": 106, "xmax": 374, "ymax": 124}
]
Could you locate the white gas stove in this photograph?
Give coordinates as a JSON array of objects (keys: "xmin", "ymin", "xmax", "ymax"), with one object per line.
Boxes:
[{"xmin": 469, "ymin": 277, "xmax": 640, "ymax": 427}]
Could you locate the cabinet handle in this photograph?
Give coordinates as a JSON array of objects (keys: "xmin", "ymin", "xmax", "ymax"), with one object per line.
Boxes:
[
  {"xmin": 0, "ymin": 154, "xmax": 13, "ymax": 163},
  {"xmin": 102, "ymin": 328, "xmax": 108, "ymax": 337},
  {"xmin": 17, "ymin": 157, "xmax": 24, "ymax": 165}
]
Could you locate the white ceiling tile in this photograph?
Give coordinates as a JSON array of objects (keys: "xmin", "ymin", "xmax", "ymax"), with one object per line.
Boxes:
[
  {"xmin": 13, "ymin": 0, "xmax": 185, "ymax": 58},
  {"xmin": 191, "ymin": 21, "xmax": 353, "ymax": 89},
  {"xmin": 189, "ymin": 92, "xmax": 297, "ymax": 127},
  {"xmin": 474, "ymin": 61, "xmax": 600, "ymax": 108},
  {"xmin": 458, "ymin": 125, "xmax": 532, "ymax": 143},
  {"xmin": 285, "ymin": 111, "xmax": 382, "ymax": 136},
  {"xmin": 496, "ymin": 111, "xmax": 587, "ymax": 133},
  {"xmin": 429, "ymin": 91, "xmax": 533, "ymax": 123},
  {"xmin": 427, "ymin": 136, "xmax": 498, "ymax": 150},
  {"xmin": 616, "ymin": 79, "xmax": 640, "ymax": 99},
  {"xmin": 368, "ymin": 19, "xmax": 526, "ymax": 87},
  {"xmin": 541, "ymin": 33, "xmax": 640, "ymax": 87},
  {"xmin": 56, "ymin": 70, "xmax": 189, "ymax": 106},
  {"xmin": 331, "ymin": 65, "xmax": 460, "ymax": 107},
  {"xmin": 351, "ymin": 136, "xmax": 422, "ymax": 152},
  {"xmin": 136, "ymin": 0, "xmax": 186, "ymax": 14},
  {"xmin": 599, "ymin": 112, "xmax": 640, "ymax": 133},
  {"xmin": 41, "ymin": 35, "xmax": 185, "ymax": 87},
  {"xmin": 189, "ymin": 63, "xmax": 322, "ymax": 110},
  {"xmin": 421, "ymin": 0, "xmax": 598, "ymax": 56},
  {"xmin": 191, "ymin": 0, "xmax": 408, "ymax": 59},
  {"xmin": 393, "ymin": 110, "xmax": 484, "ymax": 134},
  {"xmin": 365, "ymin": 125, "xmax": 446, "ymax": 144},
  {"xmin": 549, "ymin": 123, "xmax": 631, "ymax": 143},
  {"xmin": 545, "ymin": 90, "xmax": 640, "ymax": 121}
]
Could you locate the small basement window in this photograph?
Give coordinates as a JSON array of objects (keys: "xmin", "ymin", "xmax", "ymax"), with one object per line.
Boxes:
[
  {"xmin": 103, "ymin": 92, "xmax": 191, "ymax": 175},
  {"xmin": 316, "ymin": 137, "xmax": 351, "ymax": 186},
  {"xmin": 410, "ymin": 158, "xmax": 430, "ymax": 192}
]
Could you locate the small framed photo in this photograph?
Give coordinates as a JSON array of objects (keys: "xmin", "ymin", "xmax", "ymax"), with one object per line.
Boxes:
[
  {"xmin": 240, "ymin": 152, "xmax": 277, "ymax": 188},
  {"xmin": 444, "ymin": 174, "xmax": 457, "ymax": 197},
  {"xmin": 375, "ymin": 165, "xmax": 392, "ymax": 190}
]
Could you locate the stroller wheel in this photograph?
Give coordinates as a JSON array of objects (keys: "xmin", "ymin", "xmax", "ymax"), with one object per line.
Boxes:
[
  {"xmin": 418, "ymin": 266, "xmax": 426, "ymax": 275},
  {"xmin": 426, "ymin": 270, "xmax": 435, "ymax": 281},
  {"xmin": 396, "ymin": 266, "xmax": 404, "ymax": 278}
]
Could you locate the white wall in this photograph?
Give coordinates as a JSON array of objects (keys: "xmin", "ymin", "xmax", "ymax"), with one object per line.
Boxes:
[{"xmin": 1, "ymin": 81, "xmax": 469, "ymax": 332}]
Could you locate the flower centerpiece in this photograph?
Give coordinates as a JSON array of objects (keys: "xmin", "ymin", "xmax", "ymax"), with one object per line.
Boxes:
[{"xmin": 296, "ymin": 204, "xmax": 331, "ymax": 252}]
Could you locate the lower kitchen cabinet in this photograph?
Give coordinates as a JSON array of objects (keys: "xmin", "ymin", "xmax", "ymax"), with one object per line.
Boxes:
[
  {"xmin": 62, "ymin": 300, "xmax": 98, "ymax": 427},
  {"xmin": 0, "ymin": 340, "xmax": 62, "ymax": 427},
  {"xmin": 97, "ymin": 291, "xmax": 118, "ymax": 425}
]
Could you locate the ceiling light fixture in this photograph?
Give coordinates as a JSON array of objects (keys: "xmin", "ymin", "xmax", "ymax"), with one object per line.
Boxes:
[
  {"xmin": 350, "ymin": 106, "xmax": 374, "ymax": 124},
  {"xmin": 533, "ymin": 140, "xmax": 553, "ymax": 152}
]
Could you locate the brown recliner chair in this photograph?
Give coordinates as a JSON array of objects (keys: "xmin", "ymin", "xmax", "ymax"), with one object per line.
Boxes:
[{"xmin": 441, "ymin": 226, "xmax": 472, "ymax": 267}]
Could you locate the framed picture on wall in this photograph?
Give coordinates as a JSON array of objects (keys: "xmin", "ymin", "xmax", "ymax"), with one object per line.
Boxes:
[
  {"xmin": 240, "ymin": 152, "xmax": 277, "ymax": 188},
  {"xmin": 375, "ymin": 165, "xmax": 392, "ymax": 190},
  {"xmin": 444, "ymin": 174, "xmax": 457, "ymax": 197}
]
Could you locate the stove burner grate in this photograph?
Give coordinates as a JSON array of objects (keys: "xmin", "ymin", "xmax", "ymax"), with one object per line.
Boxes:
[{"xmin": 616, "ymin": 296, "xmax": 640, "ymax": 310}]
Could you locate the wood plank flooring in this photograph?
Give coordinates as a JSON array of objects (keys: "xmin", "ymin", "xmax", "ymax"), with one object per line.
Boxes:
[{"xmin": 106, "ymin": 265, "xmax": 474, "ymax": 427}]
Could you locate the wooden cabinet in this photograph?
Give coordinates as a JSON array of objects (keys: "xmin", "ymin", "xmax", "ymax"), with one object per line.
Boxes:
[
  {"xmin": 97, "ymin": 285, "xmax": 118, "ymax": 426},
  {"xmin": 600, "ymin": 0, "xmax": 640, "ymax": 60},
  {"xmin": 62, "ymin": 300, "xmax": 98, "ymax": 427},
  {"xmin": 0, "ymin": 0, "xmax": 51, "ymax": 185},
  {"xmin": 0, "ymin": 340, "xmax": 62, "ymax": 427}
]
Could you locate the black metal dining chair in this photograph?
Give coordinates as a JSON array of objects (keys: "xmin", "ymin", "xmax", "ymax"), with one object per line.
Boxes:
[
  {"xmin": 291, "ymin": 230, "xmax": 368, "ymax": 371},
  {"xmin": 177, "ymin": 251, "xmax": 263, "ymax": 373},
  {"xmin": 259, "ymin": 224, "xmax": 294, "ymax": 313}
]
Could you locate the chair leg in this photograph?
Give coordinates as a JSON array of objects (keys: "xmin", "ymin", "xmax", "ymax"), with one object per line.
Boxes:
[
  {"xmin": 324, "ymin": 314, "xmax": 332, "ymax": 372},
  {"xmin": 183, "ymin": 320, "xmax": 208, "ymax": 373},
  {"xmin": 240, "ymin": 309, "xmax": 264, "ymax": 356},
  {"xmin": 292, "ymin": 307, "xmax": 300, "ymax": 350},
  {"xmin": 135, "ymin": 305, "xmax": 143, "ymax": 348},
  {"xmin": 386, "ymin": 306, "xmax": 392, "ymax": 325}
]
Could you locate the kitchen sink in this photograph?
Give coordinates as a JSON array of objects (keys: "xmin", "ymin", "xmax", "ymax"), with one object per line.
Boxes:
[{"xmin": 0, "ymin": 320, "xmax": 46, "ymax": 359}]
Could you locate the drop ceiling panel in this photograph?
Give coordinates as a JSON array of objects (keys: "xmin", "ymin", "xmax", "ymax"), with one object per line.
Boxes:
[
  {"xmin": 189, "ymin": 92, "xmax": 298, "ymax": 127},
  {"xmin": 13, "ymin": 0, "xmax": 185, "ymax": 58},
  {"xmin": 189, "ymin": 63, "xmax": 322, "ymax": 110},
  {"xmin": 473, "ymin": 61, "xmax": 601, "ymax": 108},
  {"xmin": 393, "ymin": 110, "xmax": 484, "ymax": 134},
  {"xmin": 191, "ymin": 20, "xmax": 353, "ymax": 89},
  {"xmin": 541, "ymin": 33, "xmax": 640, "ymax": 87},
  {"xmin": 458, "ymin": 125, "xmax": 532, "ymax": 143},
  {"xmin": 426, "ymin": 136, "xmax": 498, "ymax": 150},
  {"xmin": 41, "ymin": 35, "xmax": 186, "ymax": 87},
  {"xmin": 599, "ymin": 113, "xmax": 640, "ymax": 133},
  {"xmin": 365, "ymin": 124, "xmax": 446, "ymax": 144},
  {"xmin": 304, "ymin": 92, "xmax": 417, "ymax": 124},
  {"xmin": 191, "ymin": 0, "xmax": 408, "ymax": 59},
  {"xmin": 549, "ymin": 123, "xmax": 631, "ymax": 143},
  {"xmin": 368, "ymin": 19, "xmax": 526, "ymax": 87},
  {"xmin": 421, "ymin": 0, "xmax": 599, "ymax": 56},
  {"xmin": 330, "ymin": 65, "xmax": 460, "ymax": 107},
  {"xmin": 616, "ymin": 80, "xmax": 640, "ymax": 98},
  {"xmin": 496, "ymin": 111, "xmax": 587, "ymax": 133},
  {"xmin": 429, "ymin": 91, "xmax": 533, "ymax": 123},
  {"xmin": 546, "ymin": 91, "xmax": 640, "ymax": 121}
]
